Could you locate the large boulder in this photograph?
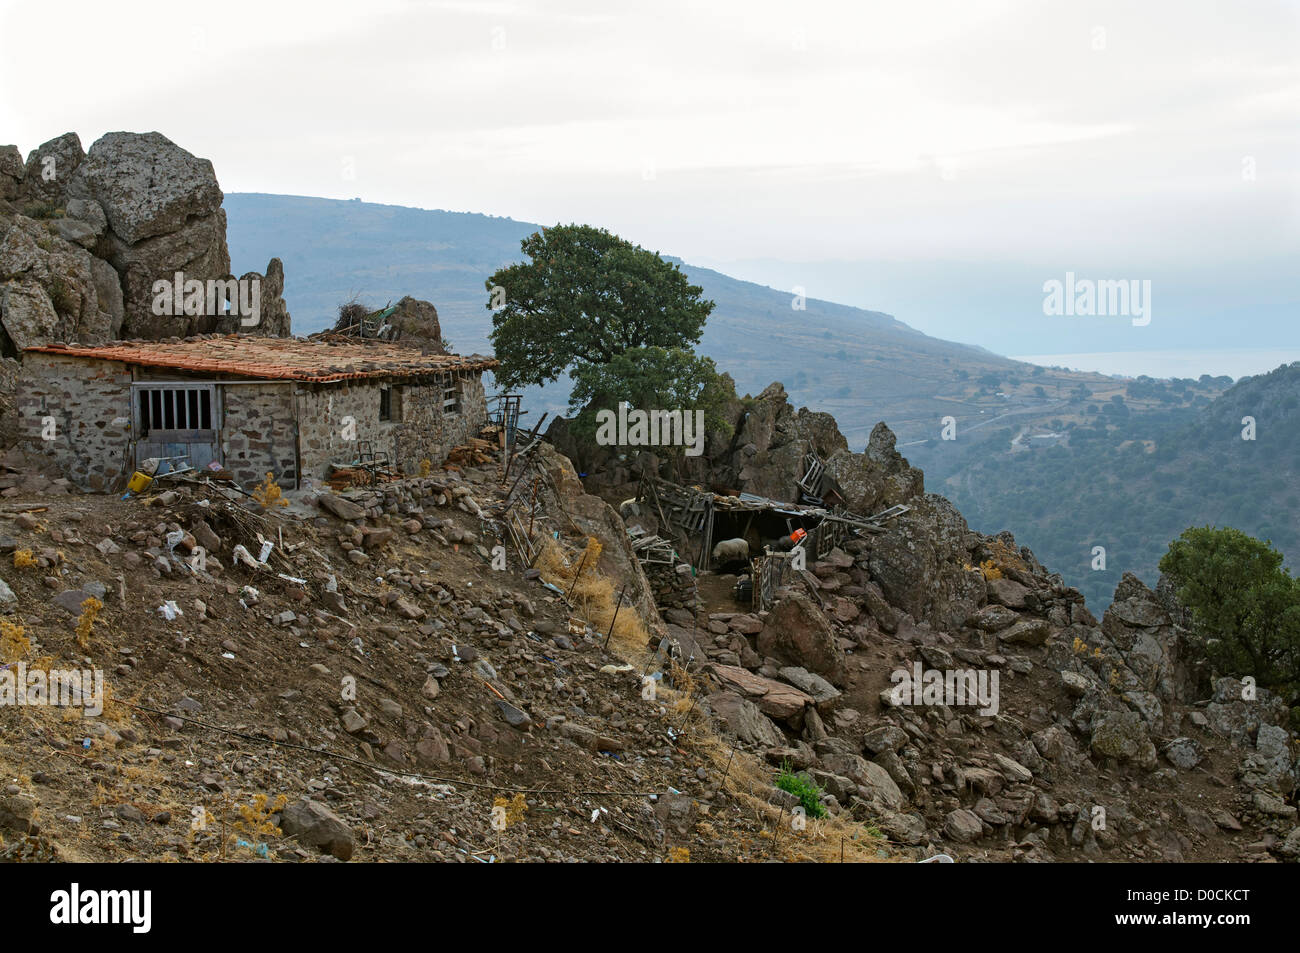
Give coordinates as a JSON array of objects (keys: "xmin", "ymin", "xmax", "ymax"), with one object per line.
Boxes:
[
  {"xmin": 708, "ymin": 664, "xmax": 813, "ymax": 723},
  {"xmin": 757, "ymin": 592, "xmax": 845, "ymax": 684},
  {"xmin": 865, "ymin": 493, "xmax": 985, "ymax": 630},
  {"xmin": 1098, "ymin": 572, "xmax": 1205, "ymax": 706},
  {"xmin": 71, "ymin": 131, "xmax": 222, "ymax": 245},
  {"xmin": 706, "ymin": 691, "xmax": 786, "ymax": 747},
  {"xmin": 382, "ymin": 296, "xmax": 445, "ymax": 350},
  {"xmin": 65, "ymin": 132, "xmax": 232, "ymax": 338},
  {"xmin": 1090, "ymin": 711, "xmax": 1157, "ymax": 769}
]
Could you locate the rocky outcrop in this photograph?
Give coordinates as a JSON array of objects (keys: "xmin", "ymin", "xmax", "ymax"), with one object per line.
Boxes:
[
  {"xmin": 703, "ymin": 382, "xmax": 846, "ymax": 500},
  {"xmin": 0, "ymin": 130, "xmax": 292, "ymax": 354},
  {"xmin": 71, "ymin": 132, "xmax": 231, "ymax": 337},
  {"xmin": 383, "ymin": 296, "xmax": 446, "ymax": 350},
  {"xmin": 826, "ymin": 421, "xmax": 924, "ymax": 513},
  {"xmin": 18, "ymin": 133, "xmax": 84, "ymax": 204},
  {"xmin": 865, "ymin": 494, "xmax": 987, "ymax": 631},
  {"xmin": 0, "ymin": 215, "xmax": 122, "ymax": 350},
  {"xmin": 0, "ymin": 146, "xmax": 24, "ymax": 202},
  {"xmin": 532, "ymin": 442, "xmax": 667, "ymax": 643}
]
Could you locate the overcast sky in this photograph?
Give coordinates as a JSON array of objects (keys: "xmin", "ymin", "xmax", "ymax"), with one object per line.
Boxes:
[{"xmin": 3, "ymin": 0, "xmax": 1297, "ymax": 359}]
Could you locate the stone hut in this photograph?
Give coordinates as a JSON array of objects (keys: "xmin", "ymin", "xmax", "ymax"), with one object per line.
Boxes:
[{"xmin": 16, "ymin": 334, "xmax": 497, "ymax": 490}]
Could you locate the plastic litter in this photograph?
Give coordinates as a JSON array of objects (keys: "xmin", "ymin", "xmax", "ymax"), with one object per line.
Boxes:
[
  {"xmin": 157, "ymin": 601, "xmax": 183, "ymax": 620},
  {"xmin": 918, "ymin": 854, "xmax": 955, "ymax": 863},
  {"xmin": 231, "ymin": 545, "xmax": 261, "ymax": 570},
  {"xmin": 236, "ymin": 839, "xmax": 270, "ymax": 858}
]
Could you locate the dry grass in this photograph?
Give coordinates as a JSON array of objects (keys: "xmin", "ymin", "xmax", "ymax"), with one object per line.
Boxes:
[
  {"xmin": 533, "ymin": 537, "xmax": 651, "ymax": 656},
  {"xmin": 688, "ymin": 730, "xmax": 897, "ymax": 864}
]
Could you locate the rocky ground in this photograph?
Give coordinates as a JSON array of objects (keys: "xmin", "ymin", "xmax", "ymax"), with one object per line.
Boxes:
[
  {"xmin": 0, "ymin": 444, "xmax": 892, "ymax": 864},
  {"xmin": 0, "ymin": 393, "xmax": 1296, "ymax": 863},
  {"xmin": 586, "ymin": 383, "xmax": 1300, "ymax": 863}
]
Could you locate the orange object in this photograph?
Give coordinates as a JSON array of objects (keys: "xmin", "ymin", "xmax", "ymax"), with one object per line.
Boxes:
[{"xmin": 790, "ymin": 528, "xmax": 808, "ymax": 544}]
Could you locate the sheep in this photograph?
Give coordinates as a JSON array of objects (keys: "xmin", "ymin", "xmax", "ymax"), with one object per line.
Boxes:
[{"xmin": 711, "ymin": 537, "xmax": 750, "ymax": 563}]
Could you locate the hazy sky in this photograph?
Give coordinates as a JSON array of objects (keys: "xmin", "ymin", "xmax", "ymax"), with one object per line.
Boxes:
[{"xmin": 3, "ymin": 0, "xmax": 1297, "ymax": 359}]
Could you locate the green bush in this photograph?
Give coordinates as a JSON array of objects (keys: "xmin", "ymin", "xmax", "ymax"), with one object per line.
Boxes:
[
  {"xmin": 1160, "ymin": 526, "xmax": 1300, "ymax": 724},
  {"xmin": 775, "ymin": 764, "xmax": 828, "ymax": 819}
]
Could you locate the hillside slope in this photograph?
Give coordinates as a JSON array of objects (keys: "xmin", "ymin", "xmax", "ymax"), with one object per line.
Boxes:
[
  {"xmin": 928, "ymin": 363, "xmax": 1300, "ymax": 608},
  {"xmin": 2, "ymin": 402, "xmax": 1294, "ymax": 864}
]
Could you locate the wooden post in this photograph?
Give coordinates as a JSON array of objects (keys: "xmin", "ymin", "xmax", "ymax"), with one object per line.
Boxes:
[
  {"xmin": 603, "ymin": 584, "xmax": 628, "ymax": 650},
  {"xmin": 567, "ymin": 548, "xmax": 590, "ymax": 599},
  {"xmin": 526, "ymin": 478, "xmax": 540, "ymax": 538}
]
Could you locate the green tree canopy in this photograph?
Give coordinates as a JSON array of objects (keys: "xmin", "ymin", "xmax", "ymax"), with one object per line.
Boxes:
[
  {"xmin": 566, "ymin": 346, "xmax": 735, "ymax": 449},
  {"xmin": 486, "ymin": 224, "xmax": 714, "ymax": 391},
  {"xmin": 1159, "ymin": 526, "xmax": 1300, "ymax": 711}
]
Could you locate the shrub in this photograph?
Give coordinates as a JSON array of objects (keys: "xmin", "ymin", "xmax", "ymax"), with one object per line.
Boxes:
[
  {"xmin": 23, "ymin": 200, "xmax": 64, "ymax": 220},
  {"xmin": 775, "ymin": 764, "xmax": 827, "ymax": 819},
  {"xmin": 0, "ymin": 620, "xmax": 30, "ymax": 663},
  {"xmin": 1160, "ymin": 526, "xmax": 1300, "ymax": 721},
  {"xmin": 75, "ymin": 596, "xmax": 102, "ymax": 651},
  {"xmin": 251, "ymin": 472, "xmax": 288, "ymax": 509}
]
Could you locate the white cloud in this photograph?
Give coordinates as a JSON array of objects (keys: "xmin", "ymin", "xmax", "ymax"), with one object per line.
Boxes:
[{"xmin": 2, "ymin": 0, "xmax": 1296, "ymax": 267}]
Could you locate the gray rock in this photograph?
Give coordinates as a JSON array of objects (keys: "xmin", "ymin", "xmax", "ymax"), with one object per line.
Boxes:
[
  {"xmin": 278, "ymin": 798, "xmax": 355, "ymax": 860},
  {"xmin": 72, "ymin": 131, "xmax": 222, "ymax": 245},
  {"xmin": 777, "ymin": 666, "xmax": 841, "ymax": 704},
  {"xmin": 757, "ymin": 593, "xmax": 845, "ymax": 684},
  {"xmin": 1061, "ymin": 670, "xmax": 1092, "ymax": 697},
  {"xmin": 52, "ymin": 589, "xmax": 91, "ymax": 614},
  {"xmin": 495, "ymin": 699, "xmax": 532, "ymax": 729},
  {"xmin": 706, "ymin": 691, "xmax": 786, "ymax": 748},
  {"xmin": 986, "ymin": 577, "xmax": 1030, "ymax": 609},
  {"xmin": 879, "ymin": 811, "xmax": 927, "ymax": 845},
  {"xmin": 1252, "ymin": 791, "xmax": 1297, "ymax": 819},
  {"xmin": 1090, "ymin": 711, "xmax": 1157, "ymax": 769},
  {"xmin": 0, "ymin": 145, "xmax": 24, "ymax": 200},
  {"xmin": 20, "ymin": 132, "xmax": 84, "ymax": 203},
  {"xmin": 998, "ymin": 618, "xmax": 1051, "ymax": 646},
  {"xmin": 318, "ymin": 493, "xmax": 366, "ymax": 522},
  {"xmin": 1240, "ymin": 723, "xmax": 1297, "ymax": 796},
  {"xmin": 861, "ymin": 724, "xmax": 909, "ymax": 755},
  {"xmin": 1162, "ymin": 737, "xmax": 1203, "ymax": 770},
  {"xmin": 943, "ymin": 808, "xmax": 984, "ymax": 843}
]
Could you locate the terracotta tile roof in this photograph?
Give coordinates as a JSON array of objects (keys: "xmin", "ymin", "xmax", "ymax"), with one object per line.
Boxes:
[{"xmin": 24, "ymin": 336, "xmax": 499, "ymax": 383}]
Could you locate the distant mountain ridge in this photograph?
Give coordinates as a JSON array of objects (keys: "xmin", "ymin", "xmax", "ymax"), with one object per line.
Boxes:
[{"xmin": 224, "ymin": 193, "xmax": 1040, "ymax": 447}]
